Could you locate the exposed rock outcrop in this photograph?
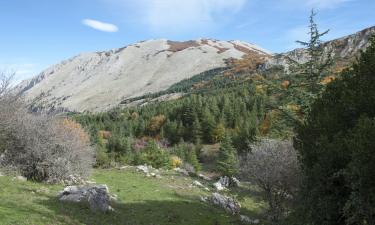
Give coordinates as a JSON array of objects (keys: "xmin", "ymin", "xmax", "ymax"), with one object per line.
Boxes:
[{"xmin": 58, "ymin": 185, "xmax": 114, "ymax": 212}]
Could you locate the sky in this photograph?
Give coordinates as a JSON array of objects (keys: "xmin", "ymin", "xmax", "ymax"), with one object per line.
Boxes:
[{"xmin": 0, "ymin": 0, "xmax": 374, "ymax": 83}]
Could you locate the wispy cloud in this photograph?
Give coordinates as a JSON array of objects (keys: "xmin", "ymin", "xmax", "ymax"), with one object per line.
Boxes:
[
  {"xmin": 108, "ymin": 0, "xmax": 247, "ymax": 35},
  {"xmin": 143, "ymin": 0, "xmax": 246, "ymax": 33},
  {"xmin": 82, "ymin": 19, "xmax": 119, "ymax": 32}
]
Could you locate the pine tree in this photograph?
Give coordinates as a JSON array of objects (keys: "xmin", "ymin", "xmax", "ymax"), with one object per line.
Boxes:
[
  {"xmin": 295, "ymin": 36, "xmax": 375, "ymax": 225},
  {"xmin": 217, "ymin": 134, "xmax": 238, "ymax": 177}
]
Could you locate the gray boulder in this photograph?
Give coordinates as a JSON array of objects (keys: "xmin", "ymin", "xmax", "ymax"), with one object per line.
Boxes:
[
  {"xmin": 202, "ymin": 193, "xmax": 241, "ymax": 215},
  {"xmin": 173, "ymin": 167, "xmax": 189, "ymax": 176},
  {"xmin": 58, "ymin": 185, "xmax": 113, "ymax": 212},
  {"xmin": 240, "ymin": 215, "xmax": 260, "ymax": 224}
]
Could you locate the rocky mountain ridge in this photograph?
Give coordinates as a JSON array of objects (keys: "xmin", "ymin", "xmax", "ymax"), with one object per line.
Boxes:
[
  {"xmin": 18, "ymin": 39, "xmax": 270, "ymax": 112},
  {"xmin": 17, "ymin": 26, "xmax": 375, "ymax": 112}
]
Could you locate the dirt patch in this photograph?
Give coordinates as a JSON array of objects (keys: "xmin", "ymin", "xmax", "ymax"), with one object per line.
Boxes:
[{"xmin": 167, "ymin": 40, "xmax": 200, "ymax": 52}]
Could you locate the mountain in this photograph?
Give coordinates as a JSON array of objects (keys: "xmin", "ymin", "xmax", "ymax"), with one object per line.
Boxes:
[
  {"xmin": 17, "ymin": 39, "xmax": 270, "ymax": 112},
  {"xmin": 266, "ymin": 26, "xmax": 375, "ymax": 72},
  {"xmin": 18, "ymin": 26, "xmax": 375, "ymax": 112}
]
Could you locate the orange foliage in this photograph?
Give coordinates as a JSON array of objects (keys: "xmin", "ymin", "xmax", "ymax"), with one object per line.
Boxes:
[
  {"xmin": 148, "ymin": 115, "xmax": 166, "ymax": 133},
  {"xmin": 320, "ymin": 75, "xmax": 336, "ymax": 85},
  {"xmin": 61, "ymin": 118, "xmax": 90, "ymax": 143},
  {"xmin": 281, "ymin": 80, "xmax": 290, "ymax": 89},
  {"xmin": 98, "ymin": 130, "xmax": 112, "ymax": 140}
]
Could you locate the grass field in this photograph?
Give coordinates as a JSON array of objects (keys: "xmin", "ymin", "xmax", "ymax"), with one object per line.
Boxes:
[{"xmin": 0, "ymin": 168, "xmax": 266, "ymax": 225}]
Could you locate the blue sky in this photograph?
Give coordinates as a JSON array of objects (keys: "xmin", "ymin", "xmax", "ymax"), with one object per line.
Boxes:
[{"xmin": 0, "ymin": 0, "xmax": 374, "ymax": 82}]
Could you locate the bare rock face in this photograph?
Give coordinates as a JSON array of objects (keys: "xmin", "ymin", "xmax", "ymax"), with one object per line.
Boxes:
[
  {"xmin": 265, "ymin": 26, "xmax": 375, "ymax": 70},
  {"xmin": 58, "ymin": 185, "xmax": 113, "ymax": 212},
  {"xmin": 202, "ymin": 192, "xmax": 241, "ymax": 215},
  {"xmin": 18, "ymin": 39, "xmax": 270, "ymax": 112}
]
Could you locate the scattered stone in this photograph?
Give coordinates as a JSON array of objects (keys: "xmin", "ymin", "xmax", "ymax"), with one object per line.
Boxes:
[
  {"xmin": 14, "ymin": 176, "xmax": 27, "ymax": 182},
  {"xmin": 219, "ymin": 176, "xmax": 231, "ymax": 187},
  {"xmin": 232, "ymin": 177, "xmax": 241, "ymax": 187},
  {"xmin": 240, "ymin": 215, "xmax": 260, "ymax": 224},
  {"xmin": 198, "ymin": 173, "xmax": 211, "ymax": 181},
  {"xmin": 202, "ymin": 193, "xmax": 241, "ymax": 215},
  {"xmin": 193, "ymin": 180, "xmax": 204, "ymax": 188},
  {"xmin": 136, "ymin": 165, "xmax": 150, "ymax": 174},
  {"xmin": 118, "ymin": 165, "xmax": 130, "ymax": 170},
  {"xmin": 204, "ymin": 187, "xmax": 210, "ymax": 191},
  {"xmin": 173, "ymin": 167, "xmax": 189, "ymax": 176},
  {"xmin": 58, "ymin": 184, "xmax": 114, "ymax": 212},
  {"xmin": 213, "ymin": 181, "xmax": 226, "ymax": 191},
  {"xmin": 213, "ymin": 176, "xmax": 240, "ymax": 190}
]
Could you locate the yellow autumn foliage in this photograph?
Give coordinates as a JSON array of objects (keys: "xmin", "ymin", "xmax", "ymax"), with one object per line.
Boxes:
[{"xmin": 170, "ymin": 156, "xmax": 182, "ymax": 168}]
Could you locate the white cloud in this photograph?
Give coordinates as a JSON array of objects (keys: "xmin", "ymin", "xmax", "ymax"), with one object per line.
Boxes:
[
  {"xmin": 145, "ymin": 0, "xmax": 246, "ymax": 33},
  {"xmin": 82, "ymin": 19, "xmax": 119, "ymax": 32},
  {"xmin": 111, "ymin": 0, "xmax": 247, "ymax": 35}
]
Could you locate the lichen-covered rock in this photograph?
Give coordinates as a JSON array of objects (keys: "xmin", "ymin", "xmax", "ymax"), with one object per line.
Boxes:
[
  {"xmin": 58, "ymin": 185, "xmax": 113, "ymax": 212},
  {"xmin": 202, "ymin": 193, "xmax": 241, "ymax": 215}
]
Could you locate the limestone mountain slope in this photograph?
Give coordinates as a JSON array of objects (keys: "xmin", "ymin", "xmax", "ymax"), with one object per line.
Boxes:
[
  {"xmin": 18, "ymin": 39, "xmax": 270, "ymax": 112},
  {"xmin": 266, "ymin": 26, "xmax": 375, "ymax": 71}
]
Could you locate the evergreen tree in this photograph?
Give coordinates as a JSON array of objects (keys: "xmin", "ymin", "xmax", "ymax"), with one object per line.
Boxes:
[
  {"xmin": 217, "ymin": 134, "xmax": 238, "ymax": 177},
  {"xmin": 294, "ymin": 36, "xmax": 375, "ymax": 225}
]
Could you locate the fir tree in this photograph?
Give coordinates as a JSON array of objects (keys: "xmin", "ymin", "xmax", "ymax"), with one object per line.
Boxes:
[{"xmin": 217, "ymin": 134, "xmax": 238, "ymax": 177}]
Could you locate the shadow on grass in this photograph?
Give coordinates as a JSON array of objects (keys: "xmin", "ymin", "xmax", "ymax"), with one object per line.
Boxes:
[{"xmin": 35, "ymin": 195, "xmax": 254, "ymax": 225}]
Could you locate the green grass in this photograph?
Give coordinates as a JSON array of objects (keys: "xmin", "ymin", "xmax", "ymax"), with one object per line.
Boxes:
[{"xmin": 0, "ymin": 169, "xmax": 265, "ymax": 225}]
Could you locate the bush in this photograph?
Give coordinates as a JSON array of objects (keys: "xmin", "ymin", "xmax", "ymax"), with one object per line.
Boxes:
[
  {"xmin": 171, "ymin": 142, "xmax": 201, "ymax": 172},
  {"xmin": 0, "ymin": 72, "xmax": 94, "ymax": 182},
  {"xmin": 240, "ymin": 139, "xmax": 299, "ymax": 224},
  {"xmin": 136, "ymin": 140, "xmax": 170, "ymax": 169},
  {"xmin": 170, "ymin": 155, "xmax": 182, "ymax": 168}
]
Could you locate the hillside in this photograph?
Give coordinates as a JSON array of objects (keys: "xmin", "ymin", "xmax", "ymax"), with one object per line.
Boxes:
[
  {"xmin": 17, "ymin": 39, "xmax": 270, "ymax": 112},
  {"xmin": 0, "ymin": 168, "xmax": 265, "ymax": 225}
]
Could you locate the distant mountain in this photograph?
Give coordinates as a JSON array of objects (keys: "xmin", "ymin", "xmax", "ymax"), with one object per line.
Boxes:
[
  {"xmin": 17, "ymin": 39, "xmax": 270, "ymax": 112},
  {"xmin": 17, "ymin": 26, "xmax": 375, "ymax": 112}
]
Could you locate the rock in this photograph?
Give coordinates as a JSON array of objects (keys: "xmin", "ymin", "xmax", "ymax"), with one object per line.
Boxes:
[
  {"xmin": 58, "ymin": 184, "xmax": 113, "ymax": 212},
  {"xmin": 240, "ymin": 215, "xmax": 259, "ymax": 224},
  {"xmin": 213, "ymin": 176, "xmax": 239, "ymax": 190},
  {"xmin": 173, "ymin": 167, "xmax": 189, "ymax": 176},
  {"xmin": 240, "ymin": 215, "xmax": 251, "ymax": 224},
  {"xmin": 198, "ymin": 173, "xmax": 211, "ymax": 181},
  {"xmin": 118, "ymin": 165, "xmax": 130, "ymax": 170},
  {"xmin": 193, "ymin": 180, "xmax": 204, "ymax": 188},
  {"xmin": 203, "ymin": 193, "xmax": 241, "ymax": 215},
  {"xmin": 15, "ymin": 176, "xmax": 27, "ymax": 182},
  {"xmin": 0, "ymin": 172, "xmax": 3, "ymax": 177},
  {"xmin": 136, "ymin": 165, "xmax": 150, "ymax": 174},
  {"xmin": 232, "ymin": 177, "xmax": 241, "ymax": 187},
  {"xmin": 219, "ymin": 176, "xmax": 231, "ymax": 187},
  {"xmin": 213, "ymin": 181, "xmax": 226, "ymax": 191}
]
